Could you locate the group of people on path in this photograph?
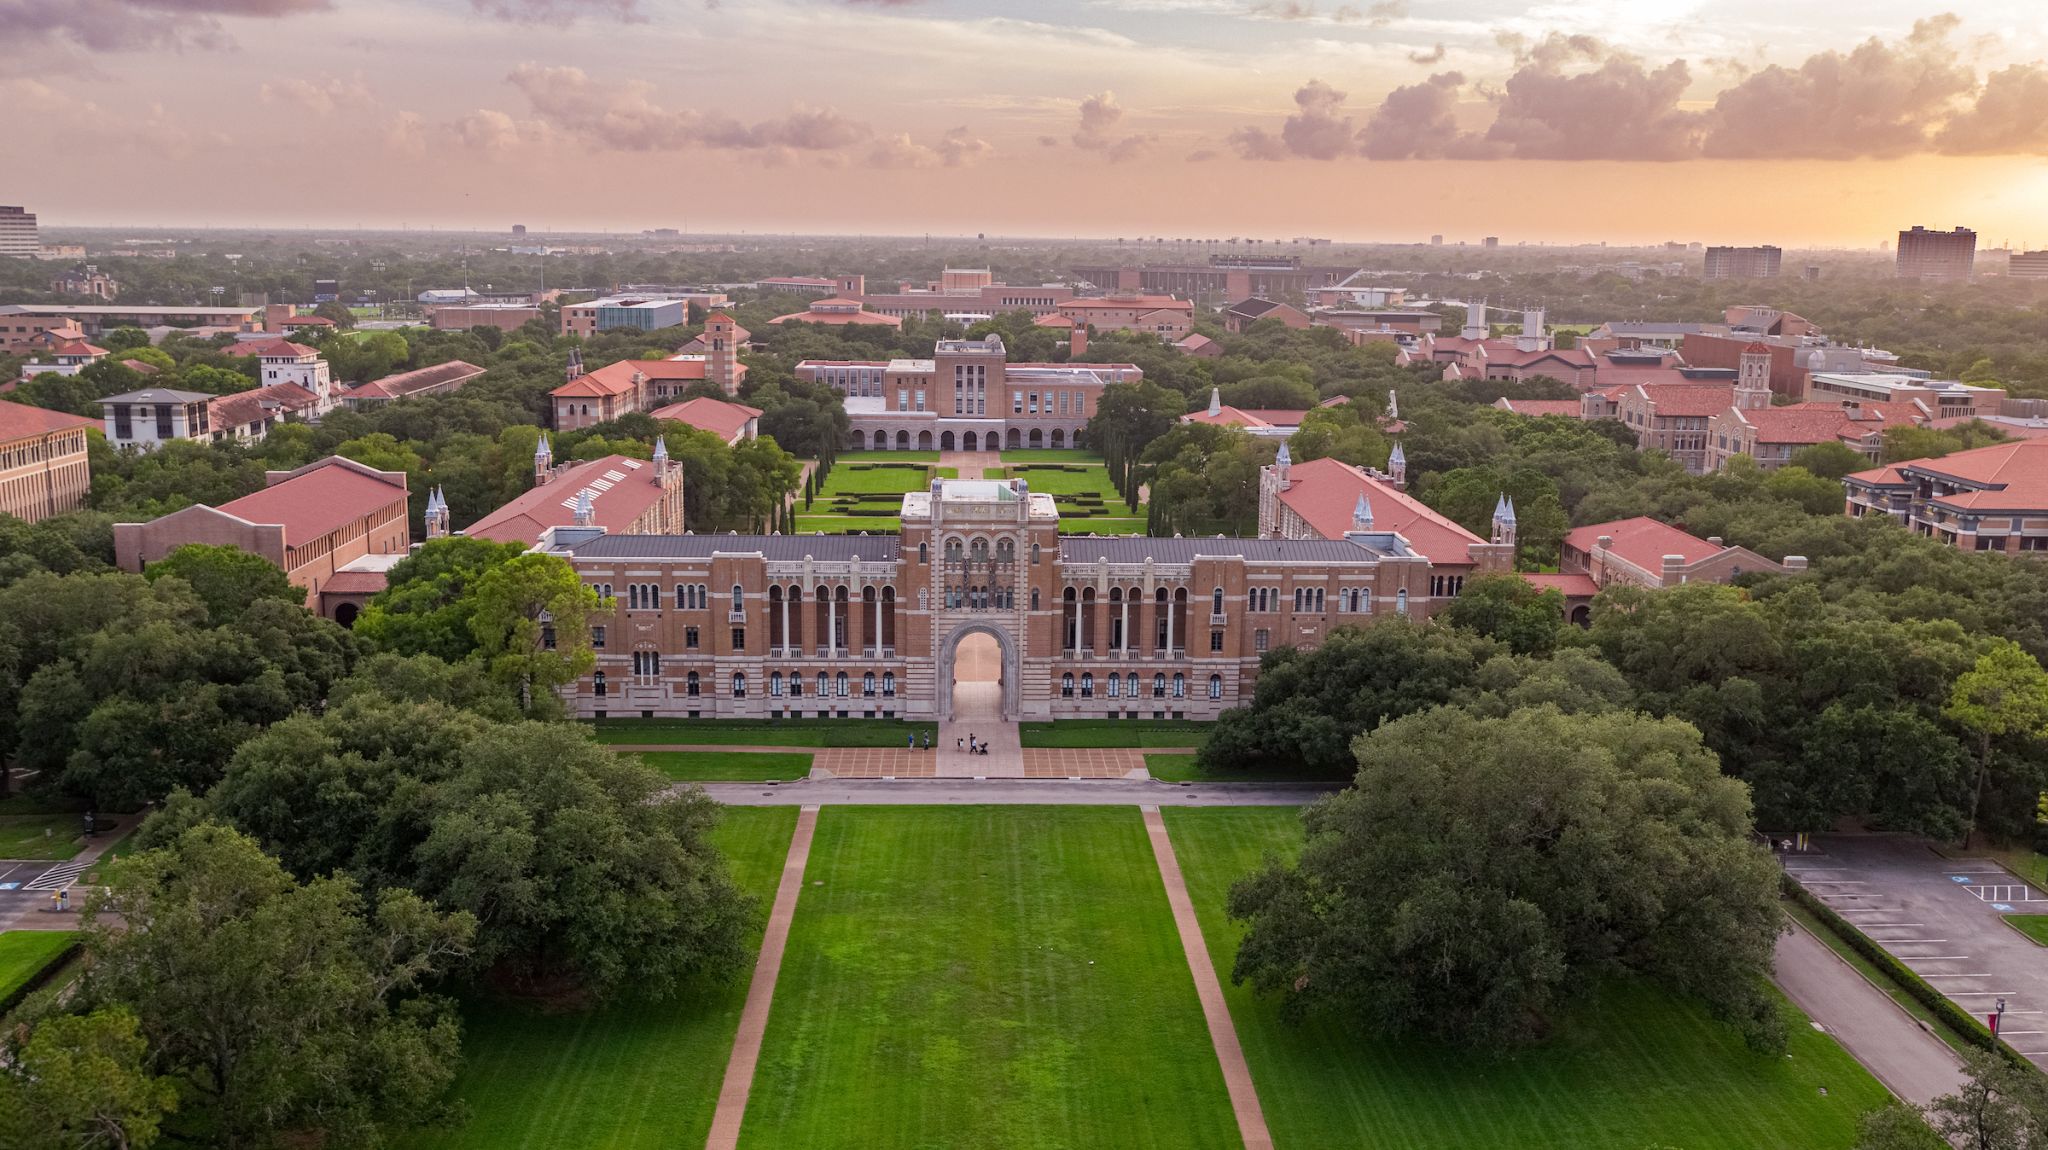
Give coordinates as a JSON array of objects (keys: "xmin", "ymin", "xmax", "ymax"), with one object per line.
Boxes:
[{"xmin": 902, "ymin": 732, "xmax": 990, "ymax": 754}]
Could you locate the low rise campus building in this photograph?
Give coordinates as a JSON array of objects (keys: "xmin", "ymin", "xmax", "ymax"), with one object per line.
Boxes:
[
  {"xmin": 0, "ymin": 398, "xmax": 96, "ymax": 524},
  {"xmin": 460, "ymin": 435, "xmax": 687, "ymax": 546},
  {"xmin": 540, "ymin": 475, "xmax": 1503, "ymax": 721},
  {"xmin": 1844, "ymin": 439, "xmax": 2048, "ymax": 554}
]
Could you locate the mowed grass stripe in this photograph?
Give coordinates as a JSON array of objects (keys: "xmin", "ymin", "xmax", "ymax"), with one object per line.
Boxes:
[
  {"xmin": 738, "ymin": 806, "xmax": 1243, "ymax": 1150},
  {"xmin": 399, "ymin": 806, "xmax": 799, "ymax": 1150},
  {"xmin": 1160, "ymin": 807, "xmax": 1889, "ymax": 1150}
]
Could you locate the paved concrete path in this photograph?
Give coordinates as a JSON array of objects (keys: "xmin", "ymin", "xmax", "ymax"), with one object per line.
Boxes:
[
  {"xmin": 1773, "ymin": 919, "xmax": 1966, "ymax": 1106},
  {"xmin": 1142, "ymin": 806, "xmax": 1274, "ymax": 1150},
  {"xmin": 0, "ymin": 815, "xmax": 138, "ymax": 932},
  {"xmin": 937, "ymin": 635, "xmax": 1022, "ymax": 777},
  {"xmin": 705, "ymin": 805, "xmax": 819, "ymax": 1150},
  {"xmin": 692, "ymin": 778, "xmax": 1339, "ymax": 807},
  {"xmin": 939, "ymin": 450, "xmax": 999, "ymax": 481}
]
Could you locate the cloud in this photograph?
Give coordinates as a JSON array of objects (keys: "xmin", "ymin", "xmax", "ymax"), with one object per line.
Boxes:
[
  {"xmin": 1482, "ymin": 34, "xmax": 1700, "ymax": 160},
  {"xmin": 1038, "ymin": 134, "xmax": 1061, "ymax": 147},
  {"xmin": 0, "ymin": 0, "xmax": 327, "ymax": 51},
  {"xmin": 864, "ymin": 126, "xmax": 993, "ymax": 169},
  {"xmin": 2, "ymin": 76, "xmax": 232, "ymax": 155},
  {"xmin": 1228, "ymin": 78, "xmax": 1357, "ymax": 160},
  {"xmin": 468, "ymin": 0, "xmax": 642, "ymax": 20},
  {"xmin": 1070, "ymin": 90, "xmax": 1154, "ymax": 162},
  {"xmin": 383, "ymin": 111, "xmax": 427, "ymax": 158},
  {"xmin": 448, "ymin": 108, "xmax": 554, "ymax": 154},
  {"xmin": 1357, "ymin": 71, "xmax": 1478, "ymax": 159},
  {"xmin": 1406, "ymin": 42, "xmax": 1445, "ymax": 66},
  {"xmin": 259, "ymin": 74, "xmax": 375, "ymax": 117},
  {"xmin": 1186, "ymin": 148, "xmax": 1218, "ymax": 162},
  {"xmin": 506, "ymin": 64, "xmax": 872, "ymax": 153},
  {"xmin": 1700, "ymin": 15, "xmax": 1975, "ymax": 159},
  {"xmin": 1935, "ymin": 63, "xmax": 2048, "ymax": 155}
]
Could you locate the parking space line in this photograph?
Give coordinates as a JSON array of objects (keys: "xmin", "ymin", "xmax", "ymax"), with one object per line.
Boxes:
[{"xmin": 1944, "ymin": 991, "xmax": 2017, "ymax": 996}]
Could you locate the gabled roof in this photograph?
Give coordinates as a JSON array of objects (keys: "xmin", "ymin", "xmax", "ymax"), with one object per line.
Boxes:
[
  {"xmin": 1061, "ymin": 295, "xmax": 1192, "ymax": 311},
  {"xmin": 99, "ymin": 387, "xmax": 215, "ymax": 406},
  {"xmin": 0, "ymin": 398, "xmax": 98, "ymax": 440},
  {"xmin": 1520, "ymin": 572, "xmax": 1601, "ymax": 597},
  {"xmin": 1634, "ymin": 382, "xmax": 1735, "ymax": 417},
  {"xmin": 465, "ymin": 454, "xmax": 671, "ymax": 545},
  {"xmin": 209, "ymin": 384, "xmax": 319, "ymax": 429},
  {"xmin": 552, "ymin": 357, "xmax": 710, "ymax": 399},
  {"xmin": 47, "ymin": 339, "xmax": 109, "ymax": 358},
  {"xmin": 1494, "ymin": 398, "xmax": 1586, "ymax": 417},
  {"xmin": 648, "ymin": 396, "xmax": 762, "ymax": 442},
  {"xmin": 1889, "ymin": 439, "xmax": 2048, "ymax": 513},
  {"xmin": 1564, "ymin": 516, "xmax": 1718, "ymax": 570},
  {"xmin": 222, "ymin": 338, "xmax": 319, "ymax": 358},
  {"xmin": 1225, "ymin": 298, "xmax": 1286, "ymax": 319},
  {"xmin": 214, "ymin": 456, "xmax": 408, "ymax": 547},
  {"xmin": 346, "ymin": 359, "xmax": 486, "ymax": 401},
  {"xmin": 1274, "ymin": 457, "xmax": 1486, "ymax": 564},
  {"xmin": 1033, "ymin": 313, "xmax": 1076, "ymax": 328}
]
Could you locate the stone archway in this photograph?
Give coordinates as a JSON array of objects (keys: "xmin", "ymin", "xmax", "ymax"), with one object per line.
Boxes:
[{"xmin": 935, "ymin": 620, "xmax": 1020, "ymax": 721}]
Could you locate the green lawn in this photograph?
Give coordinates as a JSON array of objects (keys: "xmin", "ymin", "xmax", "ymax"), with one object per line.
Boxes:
[
  {"xmin": 1019, "ymin": 719, "xmax": 1212, "ymax": 749},
  {"xmin": 793, "ymin": 516, "xmax": 903, "ymax": 533},
  {"xmin": 0, "ymin": 931, "xmax": 80, "ymax": 1005},
  {"xmin": 589, "ymin": 718, "xmax": 936, "ymax": 748},
  {"xmin": 401, "ymin": 806, "xmax": 799, "ymax": 1150},
  {"xmin": 635, "ymin": 751, "xmax": 814, "ymax": 781},
  {"xmin": 0, "ymin": 815, "xmax": 84, "ymax": 861},
  {"xmin": 816, "ymin": 464, "xmax": 957, "ymax": 495},
  {"xmin": 2005, "ymin": 915, "xmax": 2048, "ymax": 946},
  {"xmin": 740, "ymin": 806, "xmax": 1242, "ymax": 1149},
  {"xmin": 1058, "ymin": 518, "xmax": 1147, "ymax": 534},
  {"xmin": 1161, "ymin": 808, "xmax": 1890, "ymax": 1150},
  {"xmin": 1000, "ymin": 450, "xmax": 1100, "ymax": 463}
]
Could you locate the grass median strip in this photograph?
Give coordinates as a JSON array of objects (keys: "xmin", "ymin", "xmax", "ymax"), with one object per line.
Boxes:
[{"xmin": 635, "ymin": 751, "xmax": 814, "ymax": 782}]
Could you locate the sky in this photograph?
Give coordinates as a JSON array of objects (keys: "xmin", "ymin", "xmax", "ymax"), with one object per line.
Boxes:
[{"xmin": 2, "ymin": 0, "xmax": 2046, "ymax": 246}]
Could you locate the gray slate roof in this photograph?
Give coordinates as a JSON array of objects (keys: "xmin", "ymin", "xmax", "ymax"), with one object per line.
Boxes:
[
  {"xmin": 1057, "ymin": 536, "xmax": 1396, "ymax": 563},
  {"xmin": 566, "ymin": 534, "xmax": 901, "ymax": 562}
]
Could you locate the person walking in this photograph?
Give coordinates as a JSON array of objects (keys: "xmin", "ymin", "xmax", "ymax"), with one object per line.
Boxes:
[
  {"xmin": 921, "ymin": 731, "xmax": 930, "ymax": 752},
  {"xmin": 907, "ymin": 733, "xmax": 916, "ymax": 752}
]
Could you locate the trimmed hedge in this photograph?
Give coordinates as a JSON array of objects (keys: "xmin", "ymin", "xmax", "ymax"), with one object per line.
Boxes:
[{"xmin": 1782, "ymin": 873, "xmax": 2033, "ymax": 1069}]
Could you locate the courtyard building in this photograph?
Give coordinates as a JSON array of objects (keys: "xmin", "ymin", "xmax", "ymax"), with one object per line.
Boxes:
[
  {"xmin": 0, "ymin": 398, "xmax": 96, "ymax": 524},
  {"xmin": 541, "ymin": 477, "xmax": 1495, "ymax": 722}
]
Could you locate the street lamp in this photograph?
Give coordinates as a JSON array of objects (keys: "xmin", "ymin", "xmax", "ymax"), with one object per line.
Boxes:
[{"xmin": 1995, "ymin": 997, "xmax": 2008, "ymax": 1047}]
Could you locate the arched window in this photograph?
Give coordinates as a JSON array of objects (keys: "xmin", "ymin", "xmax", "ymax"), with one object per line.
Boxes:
[
  {"xmin": 1153, "ymin": 673, "xmax": 1166, "ymax": 697},
  {"xmin": 676, "ymin": 584, "xmax": 689, "ymax": 608},
  {"xmin": 945, "ymin": 538, "xmax": 964, "ymax": 561},
  {"xmin": 1030, "ymin": 542, "xmax": 1041, "ymax": 565},
  {"xmin": 817, "ymin": 672, "xmax": 829, "ymax": 697},
  {"xmin": 1212, "ymin": 587, "xmax": 1224, "ymax": 616},
  {"xmin": 685, "ymin": 670, "xmax": 700, "ymax": 696},
  {"xmin": 731, "ymin": 584, "xmax": 744, "ymax": 613},
  {"xmin": 1315, "ymin": 588, "xmax": 1326, "ymax": 611},
  {"xmin": 918, "ymin": 542, "xmax": 929, "ymax": 565},
  {"xmin": 1061, "ymin": 672, "xmax": 1075, "ymax": 698},
  {"xmin": 1208, "ymin": 674, "xmax": 1222, "ymax": 699},
  {"xmin": 789, "ymin": 673, "xmax": 803, "ymax": 697},
  {"xmin": 1173, "ymin": 673, "xmax": 1186, "ymax": 697},
  {"xmin": 836, "ymin": 671, "xmax": 849, "ymax": 697},
  {"xmin": 1107, "ymin": 674, "xmax": 1121, "ymax": 698},
  {"xmin": 863, "ymin": 672, "xmax": 875, "ymax": 696},
  {"xmin": 1031, "ymin": 588, "xmax": 1040, "ymax": 611},
  {"xmin": 593, "ymin": 671, "xmax": 607, "ymax": 697},
  {"xmin": 918, "ymin": 588, "xmax": 929, "ymax": 610},
  {"xmin": 1126, "ymin": 672, "xmax": 1140, "ymax": 697},
  {"xmin": 731, "ymin": 672, "xmax": 747, "ymax": 697},
  {"xmin": 883, "ymin": 671, "xmax": 896, "ymax": 696},
  {"xmin": 1396, "ymin": 588, "xmax": 1408, "ymax": 615},
  {"xmin": 770, "ymin": 672, "xmax": 783, "ymax": 696},
  {"xmin": 1081, "ymin": 672, "xmax": 1095, "ymax": 698},
  {"xmin": 996, "ymin": 538, "xmax": 1014, "ymax": 563},
  {"xmin": 970, "ymin": 538, "xmax": 989, "ymax": 562}
]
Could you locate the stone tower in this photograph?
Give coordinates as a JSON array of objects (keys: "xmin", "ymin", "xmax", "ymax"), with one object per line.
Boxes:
[
  {"xmin": 706, "ymin": 313, "xmax": 741, "ymax": 397},
  {"xmin": 1736, "ymin": 341, "xmax": 1773, "ymax": 410}
]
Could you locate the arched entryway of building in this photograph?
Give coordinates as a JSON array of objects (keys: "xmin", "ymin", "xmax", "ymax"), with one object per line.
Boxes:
[
  {"xmin": 936, "ymin": 621, "xmax": 1019, "ymax": 721},
  {"xmin": 917, "ymin": 430, "xmax": 934, "ymax": 450},
  {"xmin": 333, "ymin": 602, "xmax": 360, "ymax": 628},
  {"xmin": 962, "ymin": 431, "xmax": 979, "ymax": 451},
  {"xmin": 941, "ymin": 431, "xmax": 956, "ymax": 450}
]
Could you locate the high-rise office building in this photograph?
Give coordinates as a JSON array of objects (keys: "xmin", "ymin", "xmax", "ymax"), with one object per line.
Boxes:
[
  {"xmin": 0, "ymin": 206, "xmax": 38, "ymax": 259},
  {"xmin": 1482, "ymin": 236, "xmax": 1500, "ymax": 249},
  {"xmin": 1702, "ymin": 245, "xmax": 1783, "ymax": 279},
  {"xmin": 1896, "ymin": 225, "xmax": 1976, "ymax": 281},
  {"xmin": 2009, "ymin": 251, "xmax": 2048, "ymax": 280}
]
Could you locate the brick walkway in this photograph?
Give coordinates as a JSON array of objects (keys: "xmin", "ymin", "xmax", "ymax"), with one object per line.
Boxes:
[
  {"xmin": 812, "ymin": 747, "xmax": 1145, "ymax": 779},
  {"xmin": 704, "ymin": 805, "xmax": 819, "ymax": 1150},
  {"xmin": 1141, "ymin": 805, "xmax": 1274, "ymax": 1150}
]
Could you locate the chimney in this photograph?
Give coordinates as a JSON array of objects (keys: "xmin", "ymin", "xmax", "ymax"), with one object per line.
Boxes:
[
  {"xmin": 1706, "ymin": 536, "xmax": 1723, "ymax": 547},
  {"xmin": 1662, "ymin": 554, "xmax": 1686, "ymax": 582},
  {"xmin": 1783, "ymin": 555, "xmax": 1809, "ymax": 571},
  {"xmin": 1069, "ymin": 326, "xmax": 1088, "ymax": 360},
  {"xmin": 1597, "ymin": 534, "xmax": 1614, "ymax": 550}
]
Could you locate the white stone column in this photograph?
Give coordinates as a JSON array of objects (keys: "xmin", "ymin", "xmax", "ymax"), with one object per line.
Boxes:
[
  {"xmin": 1166, "ymin": 590, "xmax": 1176, "ymax": 654},
  {"xmin": 872, "ymin": 591, "xmax": 882, "ymax": 655},
  {"xmin": 780, "ymin": 593, "xmax": 791, "ymax": 656},
  {"xmin": 1120, "ymin": 598, "xmax": 1131, "ymax": 654},
  {"xmin": 831, "ymin": 592, "xmax": 841, "ymax": 653}
]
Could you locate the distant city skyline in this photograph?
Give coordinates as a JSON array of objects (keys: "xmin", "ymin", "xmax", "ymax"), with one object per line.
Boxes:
[{"xmin": 3, "ymin": 0, "xmax": 2046, "ymax": 244}]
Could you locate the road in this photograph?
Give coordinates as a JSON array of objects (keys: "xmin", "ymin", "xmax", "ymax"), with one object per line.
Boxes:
[
  {"xmin": 691, "ymin": 777, "xmax": 1339, "ymax": 806},
  {"xmin": 1773, "ymin": 919, "xmax": 1967, "ymax": 1106}
]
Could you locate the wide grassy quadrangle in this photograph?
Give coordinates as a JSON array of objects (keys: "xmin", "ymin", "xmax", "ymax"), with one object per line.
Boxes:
[
  {"xmin": 587, "ymin": 717, "xmax": 936, "ymax": 748},
  {"xmin": 1018, "ymin": 719, "xmax": 1213, "ymax": 749},
  {"xmin": 1160, "ymin": 807, "xmax": 1889, "ymax": 1150},
  {"xmin": 740, "ymin": 806, "xmax": 1242, "ymax": 1150},
  {"xmin": 0, "ymin": 931, "xmax": 79, "ymax": 1003},
  {"xmin": 399, "ymin": 806, "xmax": 799, "ymax": 1150}
]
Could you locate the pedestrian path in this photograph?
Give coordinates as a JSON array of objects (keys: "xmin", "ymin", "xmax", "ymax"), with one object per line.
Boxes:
[
  {"xmin": 812, "ymin": 747, "xmax": 1142, "ymax": 779},
  {"xmin": 705, "ymin": 805, "xmax": 819, "ymax": 1150},
  {"xmin": 1141, "ymin": 805, "xmax": 1273, "ymax": 1150}
]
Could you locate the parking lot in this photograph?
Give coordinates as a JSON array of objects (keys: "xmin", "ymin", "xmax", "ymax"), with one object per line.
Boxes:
[{"xmin": 1789, "ymin": 834, "xmax": 2048, "ymax": 1064}]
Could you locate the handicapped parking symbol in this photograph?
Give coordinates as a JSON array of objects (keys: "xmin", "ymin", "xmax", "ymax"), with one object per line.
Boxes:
[
  {"xmin": 1952, "ymin": 876, "xmax": 1974, "ymax": 883},
  {"xmin": 1995, "ymin": 903, "xmax": 2017, "ymax": 911}
]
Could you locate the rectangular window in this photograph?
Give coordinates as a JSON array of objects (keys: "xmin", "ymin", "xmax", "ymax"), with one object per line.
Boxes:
[
  {"xmin": 731, "ymin": 627, "xmax": 746, "ymax": 650},
  {"xmin": 1254, "ymin": 629, "xmax": 1270, "ymax": 652},
  {"xmin": 1210, "ymin": 630, "xmax": 1224, "ymax": 652},
  {"xmin": 915, "ymin": 389, "xmax": 925, "ymax": 412},
  {"xmin": 686, "ymin": 626, "xmax": 699, "ymax": 649},
  {"xmin": 898, "ymin": 388, "xmax": 909, "ymax": 412},
  {"xmin": 591, "ymin": 626, "xmax": 606, "ymax": 649}
]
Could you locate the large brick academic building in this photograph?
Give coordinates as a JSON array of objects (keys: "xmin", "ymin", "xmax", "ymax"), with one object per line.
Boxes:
[{"xmin": 541, "ymin": 475, "xmax": 1515, "ymax": 722}]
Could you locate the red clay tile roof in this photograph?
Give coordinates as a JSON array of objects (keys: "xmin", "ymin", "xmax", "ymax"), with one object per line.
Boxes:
[
  {"xmin": 1904, "ymin": 440, "xmax": 2048, "ymax": 509},
  {"xmin": 216, "ymin": 457, "xmax": 407, "ymax": 547},
  {"xmin": 120, "ymin": 358, "xmax": 160, "ymax": 375},
  {"xmin": 1061, "ymin": 296, "xmax": 1192, "ymax": 311},
  {"xmin": 1520, "ymin": 572, "xmax": 1601, "ymax": 597},
  {"xmin": 1034, "ymin": 314, "xmax": 1077, "ymax": 328},
  {"xmin": 347, "ymin": 359, "xmax": 486, "ymax": 401},
  {"xmin": 49, "ymin": 339, "xmax": 109, "ymax": 357},
  {"xmin": 465, "ymin": 454, "xmax": 670, "ymax": 545},
  {"xmin": 1276, "ymin": 457, "xmax": 1486, "ymax": 563},
  {"xmin": 770, "ymin": 304, "xmax": 902, "ymax": 327},
  {"xmin": 1732, "ymin": 403, "xmax": 1904, "ymax": 445},
  {"xmin": 1564, "ymin": 516, "xmax": 1718, "ymax": 571},
  {"xmin": 0, "ymin": 398, "xmax": 98, "ymax": 440},
  {"xmin": 209, "ymin": 384, "xmax": 318, "ymax": 430},
  {"xmin": 552, "ymin": 358, "xmax": 718, "ymax": 399},
  {"xmin": 320, "ymin": 571, "xmax": 391, "ymax": 595},
  {"xmin": 648, "ymin": 396, "xmax": 762, "ymax": 441},
  {"xmin": 1636, "ymin": 383, "xmax": 1736, "ymax": 417},
  {"xmin": 222, "ymin": 339, "xmax": 318, "ymax": 359}
]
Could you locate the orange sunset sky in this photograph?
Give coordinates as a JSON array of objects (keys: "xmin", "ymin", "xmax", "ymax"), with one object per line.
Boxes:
[{"xmin": 2, "ymin": 0, "xmax": 2045, "ymax": 246}]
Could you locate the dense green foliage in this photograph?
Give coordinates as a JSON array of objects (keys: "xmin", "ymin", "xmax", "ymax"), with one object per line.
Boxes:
[{"xmin": 1228, "ymin": 708, "xmax": 1785, "ymax": 1052}]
